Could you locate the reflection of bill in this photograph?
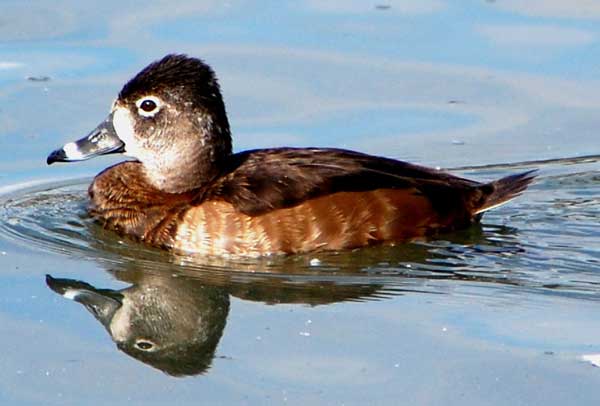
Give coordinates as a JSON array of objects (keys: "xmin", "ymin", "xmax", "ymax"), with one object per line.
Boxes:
[{"xmin": 45, "ymin": 265, "xmax": 384, "ymax": 377}]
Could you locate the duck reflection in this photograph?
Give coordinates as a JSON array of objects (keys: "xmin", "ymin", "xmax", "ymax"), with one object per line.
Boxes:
[
  {"xmin": 46, "ymin": 271, "xmax": 229, "ymax": 377},
  {"xmin": 46, "ymin": 259, "xmax": 385, "ymax": 377},
  {"xmin": 46, "ymin": 217, "xmax": 527, "ymax": 376}
]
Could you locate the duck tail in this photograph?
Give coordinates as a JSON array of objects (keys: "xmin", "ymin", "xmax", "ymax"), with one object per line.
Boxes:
[{"xmin": 473, "ymin": 169, "xmax": 537, "ymax": 215}]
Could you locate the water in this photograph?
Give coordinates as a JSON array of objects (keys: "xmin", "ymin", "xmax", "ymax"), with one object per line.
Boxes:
[{"xmin": 1, "ymin": 2, "xmax": 600, "ymax": 405}]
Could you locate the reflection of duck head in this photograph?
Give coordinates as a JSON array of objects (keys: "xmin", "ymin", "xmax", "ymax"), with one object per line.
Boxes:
[{"xmin": 46, "ymin": 273, "xmax": 229, "ymax": 377}]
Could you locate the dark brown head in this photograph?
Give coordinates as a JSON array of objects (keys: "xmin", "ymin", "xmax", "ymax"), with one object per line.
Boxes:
[{"xmin": 47, "ymin": 54, "xmax": 233, "ymax": 193}]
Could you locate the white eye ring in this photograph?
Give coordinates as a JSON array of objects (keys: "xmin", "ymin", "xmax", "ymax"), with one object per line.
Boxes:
[
  {"xmin": 134, "ymin": 339, "xmax": 156, "ymax": 351},
  {"xmin": 135, "ymin": 96, "xmax": 162, "ymax": 117}
]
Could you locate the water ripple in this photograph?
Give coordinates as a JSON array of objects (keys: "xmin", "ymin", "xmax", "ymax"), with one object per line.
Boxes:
[{"xmin": 0, "ymin": 158, "xmax": 598, "ymax": 300}]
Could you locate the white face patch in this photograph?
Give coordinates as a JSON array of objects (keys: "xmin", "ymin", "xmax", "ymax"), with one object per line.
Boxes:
[
  {"xmin": 135, "ymin": 95, "xmax": 162, "ymax": 118},
  {"xmin": 62, "ymin": 142, "xmax": 86, "ymax": 160},
  {"xmin": 109, "ymin": 299, "xmax": 132, "ymax": 342},
  {"xmin": 112, "ymin": 102, "xmax": 182, "ymax": 190},
  {"xmin": 113, "ymin": 107, "xmax": 143, "ymax": 160}
]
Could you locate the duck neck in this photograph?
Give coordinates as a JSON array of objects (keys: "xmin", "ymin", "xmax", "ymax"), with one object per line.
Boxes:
[{"xmin": 142, "ymin": 123, "xmax": 232, "ymax": 194}]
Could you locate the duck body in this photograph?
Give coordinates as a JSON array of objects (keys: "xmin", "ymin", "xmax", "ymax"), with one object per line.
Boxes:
[
  {"xmin": 88, "ymin": 147, "xmax": 534, "ymax": 257},
  {"xmin": 48, "ymin": 54, "xmax": 535, "ymax": 257}
]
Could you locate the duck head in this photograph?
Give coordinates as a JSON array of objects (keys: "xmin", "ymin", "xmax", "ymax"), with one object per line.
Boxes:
[{"xmin": 47, "ymin": 54, "xmax": 233, "ymax": 193}]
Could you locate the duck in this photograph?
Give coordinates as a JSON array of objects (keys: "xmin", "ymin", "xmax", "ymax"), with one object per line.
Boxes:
[{"xmin": 47, "ymin": 54, "xmax": 536, "ymax": 257}]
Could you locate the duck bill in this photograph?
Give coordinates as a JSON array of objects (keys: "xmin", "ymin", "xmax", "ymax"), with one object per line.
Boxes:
[
  {"xmin": 47, "ymin": 113, "xmax": 125, "ymax": 165},
  {"xmin": 45, "ymin": 274, "xmax": 123, "ymax": 327}
]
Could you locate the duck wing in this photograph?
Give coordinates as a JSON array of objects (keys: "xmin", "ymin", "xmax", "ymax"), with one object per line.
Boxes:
[{"xmin": 205, "ymin": 148, "xmax": 484, "ymax": 217}]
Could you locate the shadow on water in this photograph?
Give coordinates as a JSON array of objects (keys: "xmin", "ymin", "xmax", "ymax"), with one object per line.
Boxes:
[{"xmin": 0, "ymin": 155, "xmax": 599, "ymax": 375}]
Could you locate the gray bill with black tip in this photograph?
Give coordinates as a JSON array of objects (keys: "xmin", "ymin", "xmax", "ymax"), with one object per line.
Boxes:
[
  {"xmin": 47, "ymin": 112, "xmax": 125, "ymax": 165},
  {"xmin": 45, "ymin": 274, "xmax": 123, "ymax": 327}
]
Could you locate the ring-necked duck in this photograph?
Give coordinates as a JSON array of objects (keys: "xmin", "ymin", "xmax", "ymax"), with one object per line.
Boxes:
[{"xmin": 47, "ymin": 54, "xmax": 535, "ymax": 257}]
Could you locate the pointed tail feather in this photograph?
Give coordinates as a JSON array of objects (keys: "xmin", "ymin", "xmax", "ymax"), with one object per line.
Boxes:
[{"xmin": 473, "ymin": 169, "xmax": 537, "ymax": 215}]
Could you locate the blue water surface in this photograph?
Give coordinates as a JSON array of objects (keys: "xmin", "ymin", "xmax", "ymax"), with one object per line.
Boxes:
[{"xmin": 0, "ymin": 1, "xmax": 599, "ymax": 405}]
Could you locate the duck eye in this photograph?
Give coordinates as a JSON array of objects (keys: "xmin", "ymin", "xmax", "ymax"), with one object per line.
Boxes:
[
  {"xmin": 140, "ymin": 99, "xmax": 156, "ymax": 112},
  {"xmin": 135, "ymin": 340, "xmax": 155, "ymax": 351},
  {"xmin": 135, "ymin": 96, "xmax": 161, "ymax": 117}
]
